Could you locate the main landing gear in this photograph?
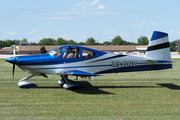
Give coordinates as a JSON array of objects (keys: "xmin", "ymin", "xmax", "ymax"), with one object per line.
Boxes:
[{"xmin": 58, "ymin": 75, "xmax": 85, "ymax": 89}]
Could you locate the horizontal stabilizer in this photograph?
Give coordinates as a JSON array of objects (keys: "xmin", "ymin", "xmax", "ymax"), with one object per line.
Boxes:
[
  {"xmin": 64, "ymin": 70, "xmax": 100, "ymax": 76},
  {"xmin": 148, "ymin": 59, "xmax": 173, "ymax": 63}
]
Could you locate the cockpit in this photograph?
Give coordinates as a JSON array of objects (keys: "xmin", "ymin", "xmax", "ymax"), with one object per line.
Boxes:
[{"xmin": 48, "ymin": 46, "xmax": 98, "ymax": 59}]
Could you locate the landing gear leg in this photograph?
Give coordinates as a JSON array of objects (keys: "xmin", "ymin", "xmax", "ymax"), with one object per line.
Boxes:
[{"xmin": 18, "ymin": 75, "xmax": 37, "ymax": 88}]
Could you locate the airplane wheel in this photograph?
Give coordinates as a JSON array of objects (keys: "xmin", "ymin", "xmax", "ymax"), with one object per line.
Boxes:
[
  {"xmin": 18, "ymin": 81, "xmax": 37, "ymax": 88},
  {"xmin": 58, "ymin": 79, "xmax": 65, "ymax": 86},
  {"xmin": 63, "ymin": 82, "xmax": 85, "ymax": 89}
]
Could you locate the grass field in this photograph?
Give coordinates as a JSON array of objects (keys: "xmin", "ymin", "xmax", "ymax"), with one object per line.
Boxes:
[{"xmin": 0, "ymin": 58, "xmax": 180, "ymax": 120}]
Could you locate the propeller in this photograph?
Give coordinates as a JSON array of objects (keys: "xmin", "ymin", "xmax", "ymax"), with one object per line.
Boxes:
[
  {"xmin": 11, "ymin": 45, "xmax": 16, "ymax": 80},
  {"xmin": 13, "ymin": 63, "xmax": 15, "ymax": 80}
]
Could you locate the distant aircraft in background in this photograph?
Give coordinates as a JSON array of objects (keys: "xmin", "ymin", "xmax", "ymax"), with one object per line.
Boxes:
[{"xmin": 6, "ymin": 31, "xmax": 172, "ymax": 89}]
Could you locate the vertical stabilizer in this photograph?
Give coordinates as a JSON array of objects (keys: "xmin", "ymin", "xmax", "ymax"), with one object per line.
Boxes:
[{"xmin": 145, "ymin": 31, "xmax": 171, "ymax": 61}]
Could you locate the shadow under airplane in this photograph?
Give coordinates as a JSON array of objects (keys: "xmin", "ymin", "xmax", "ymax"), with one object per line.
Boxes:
[
  {"xmin": 157, "ymin": 83, "xmax": 180, "ymax": 90},
  {"xmin": 29, "ymin": 81, "xmax": 180, "ymax": 95},
  {"xmin": 31, "ymin": 81, "xmax": 113, "ymax": 94}
]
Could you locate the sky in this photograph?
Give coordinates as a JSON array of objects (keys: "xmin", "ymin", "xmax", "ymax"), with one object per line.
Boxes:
[{"xmin": 1, "ymin": 0, "xmax": 180, "ymax": 43}]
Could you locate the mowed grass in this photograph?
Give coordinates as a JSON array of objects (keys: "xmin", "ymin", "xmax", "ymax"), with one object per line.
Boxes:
[{"xmin": 0, "ymin": 58, "xmax": 180, "ymax": 120}]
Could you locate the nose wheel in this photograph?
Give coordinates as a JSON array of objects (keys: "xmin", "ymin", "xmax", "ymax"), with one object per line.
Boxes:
[
  {"xmin": 18, "ymin": 75, "xmax": 37, "ymax": 88},
  {"xmin": 18, "ymin": 81, "xmax": 37, "ymax": 88}
]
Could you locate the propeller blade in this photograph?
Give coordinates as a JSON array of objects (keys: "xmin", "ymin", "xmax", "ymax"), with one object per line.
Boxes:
[{"xmin": 13, "ymin": 63, "xmax": 15, "ymax": 80}]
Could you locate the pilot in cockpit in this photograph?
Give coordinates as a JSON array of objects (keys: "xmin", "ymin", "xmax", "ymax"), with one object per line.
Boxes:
[{"xmin": 63, "ymin": 47, "xmax": 74, "ymax": 58}]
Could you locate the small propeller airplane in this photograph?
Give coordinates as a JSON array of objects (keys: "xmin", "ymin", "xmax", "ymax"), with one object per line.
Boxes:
[{"xmin": 5, "ymin": 31, "xmax": 172, "ymax": 89}]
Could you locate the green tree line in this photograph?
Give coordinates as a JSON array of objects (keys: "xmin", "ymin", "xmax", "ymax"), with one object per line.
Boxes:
[{"xmin": 0, "ymin": 36, "xmax": 177, "ymax": 51}]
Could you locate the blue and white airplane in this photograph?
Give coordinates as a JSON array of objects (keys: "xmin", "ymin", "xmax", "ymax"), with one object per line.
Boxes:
[{"xmin": 6, "ymin": 31, "xmax": 172, "ymax": 89}]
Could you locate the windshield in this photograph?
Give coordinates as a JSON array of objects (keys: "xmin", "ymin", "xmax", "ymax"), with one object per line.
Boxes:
[{"xmin": 48, "ymin": 46, "xmax": 63, "ymax": 57}]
